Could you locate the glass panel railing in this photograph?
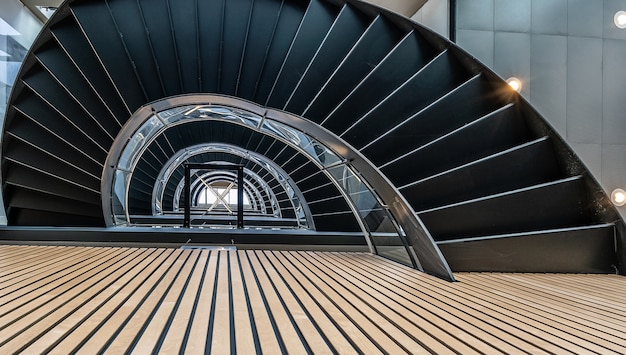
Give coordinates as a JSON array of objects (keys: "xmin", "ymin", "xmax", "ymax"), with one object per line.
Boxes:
[{"xmin": 326, "ymin": 164, "xmax": 413, "ymax": 265}]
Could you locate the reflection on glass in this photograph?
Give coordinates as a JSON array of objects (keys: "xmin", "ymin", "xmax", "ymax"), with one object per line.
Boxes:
[{"xmin": 326, "ymin": 164, "xmax": 412, "ymax": 265}]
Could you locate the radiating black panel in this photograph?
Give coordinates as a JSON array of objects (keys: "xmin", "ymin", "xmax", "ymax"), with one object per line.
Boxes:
[
  {"xmin": 138, "ymin": 0, "xmax": 183, "ymax": 96},
  {"xmin": 9, "ymin": 187, "xmax": 103, "ymax": 218},
  {"xmin": 22, "ymin": 64, "xmax": 112, "ymax": 150},
  {"xmin": 360, "ymin": 75, "xmax": 502, "ymax": 165},
  {"xmin": 12, "ymin": 91, "xmax": 107, "ymax": 162},
  {"xmin": 4, "ymin": 163, "xmax": 101, "ymax": 205},
  {"xmin": 198, "ymin": 0, "xmax": 225, "ymax": 92},
  {"xmin": 303, "ymin": 16, "xmax": 405, "ymax": 122},
  {"xmin": 168, "ymin": 0, "xmax": 201, "ymax": 93},
  {"xmin": 342, "ymin": 50, "xmax": 469, "ymax": 146},
  {"xmin": 5, "ymin": 114, "xmax": 102, "ymax": 176},
  {"xmin": 284, "ymin": 4, "xmax": 370, "ymax": 114},
  {"xmin": 322, "ymin": 31, "xmax": 438, "ymax": 134},
  {"xmin": 35, "ymin": 42, "xmax": 120, "ymax": 137},
  {"xmin": 380, "ymin": 104, "xmax": 530, "ymax": 184},
  {"xmin": 71, "ymin": 0, "xmax": 147, "ymax": 111},
  {"xmin": 420, "ymin": 177, "xmax": 592, "ymax": 241},
  {"xmin": 8, "ymin": 207, "xmax": 103, "ymax": 227},
  {"xmin": 438, "ymin": 225, "xmax": 617, "ymax": 273},
  {"xmin": 107, "ymin": 0, "xmax": 164, "ymax": 101},
  {"xmin": 287, "ymin": 160, "xmax": 319, "ymax": 183},
  {"xmin": 236, "ymin": 0, "xmax": 287, "ymax": 100},
  {"xmin": 50, "ymin": 17, "xmax": 130, "ymax": 121},
  {"xmin": 4, "ymin": 141, "xmax": 101, "ymax": 191},
  {"xmin": 220, "ymin": 0, "xmax": 255, "ymax": 94},
  {"xmin": 403, "ymin": 138, "xmax": 561, "ymax": 211},
  {"xmin": 292, "ymin": 170, "xmax": 329, "ymax": 191},
  {"xmin": 312, "ymin": 212, "xmax": 361, "ymax": 232},
  {"xmin": 265, "ymin": 0, "xmax": 338, "ymax": 108},
  {"xmin": 253, "ymin": 0, "xmax": 306, "ymax": 103}
]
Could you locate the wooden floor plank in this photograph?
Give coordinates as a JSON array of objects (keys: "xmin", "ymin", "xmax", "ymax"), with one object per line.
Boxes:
[
  {"xmin": 0, "ymin": 247, "xmax": 105, "ymax": 304},
  {"xmin": 271, "ymin": 251, "xmax": 383, "ymax": 354},
  {"xmin": 0, "ymin": 245, "xmax": 625, "ymax": 354},
  {"xmin": 183, "ymin": 250, "xmax": 219, "ymax": 354},
  {"xmin": 70, "ymin": 249, "xmax": 183, "ymax": 354},
  {"xmin": 342, "ymin": 253, "xmax": 560, "ymax": 354},
  {"xmin": 208, "ymin": 250, "xmax": 232, "ymax": 354},
  {"xmin": 460, "ymin": 273, "xmax": 626, "ymax": 340},
  {"xmin": 256, "ymin": 250, "xmax": 334, "ymax": 354},
  {"xmin": 281, "ymin": 251, "xmax": 418, "ymax": 354},
  {"xmin": 264, "ymin": 250, "xmax": 359, "ymax": 354},
  {"xmin": 351, "ymin": 253, "xmax": 620, "ymax": 354},
  {"xmin": 0, "ymin": 246, "xmax": 73, "ymax": 282},
  {"xmin": 236, "ymin": 250, "xmax": 282, "ymax": 354},
  {"xmin": 0, "ymin": 248, "xmax": 128, "ymax": 344},
  {"xmin": 245, "ymin": 250, "xmax": 309, "ymax": 354},
  {"xmin": 302, "ymin": 251, "xmax": 460, "ymax": 355},
  {"xmin": 230, "ymin": 251, "xmax": 258, "ymax": 354},
  {"xmin": 21, "ymin": 248, "xmax": 162, "ymax": 354},
  {"xmin": 1, "ymin": 248, "xmax": 149, "ymax": 353},
  {"xmin": 46, "ymin": 249, "xmax": 174, "ymax": 353},
  {"xmin": 99, "ymin": 249, "xmax": 192, "ymax": 354},
  {"xmin": 318, "ymin": 251, "xmax": 504, "ymax": 354},
  {"xmin": 131, "ymin": 250, "xmax": 201, "ymax": 353},
  {"xmin": 158, "ymin": 250, "xmax": 210, "ymax": 353}
]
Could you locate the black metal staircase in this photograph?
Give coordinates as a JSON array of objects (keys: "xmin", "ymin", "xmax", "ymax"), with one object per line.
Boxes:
[{"xmin": 1, "ymin": 0, "xmax": 623, "ymax": 275}]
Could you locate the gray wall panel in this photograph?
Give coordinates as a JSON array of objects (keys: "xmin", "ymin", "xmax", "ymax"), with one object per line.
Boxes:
[
  {"xmin": 532, "ymin": 0, "xmax": 568, "ymax": 35},
  {"xmin": 412, "ymin": 0, "xmax": 449, "ymax": 38},
  {"xmin": 457, "ymin": 0, "xmax": 494, "ymax": 30},
  {"xmin": 603, "ymin": 39, "xmax": 626, "ymax": 144},
  {"xmin": 530, "ymin": 35, "xmax": 568, "ymax": 133},
  {"xmin": 495, "ymin": 0, "xmax": 530, "ymax": 32},
  {"xmin": 456, "ymin": 29, "xmax": 495, "ymax": 67},
  {"xmin": 456, "ymin": 0, "xmax": 626, "ymax": 218},
  {"xmin": 571, "ymin": 143, "xmax": 602, "ymax": 180},
  {"xmin": 602, "ymin": 144, "xmax": 626, "ymax": 204},
  {"xmin": 568, "ymin": 0, "xmax": 603, "ymax": 37},
  {"xmin": 567, "ymin": 37, "xmax": 603, "ymax": 143},
  {"xmin": 494, "ymin": 32, "xmax": 531, "ymax": 97}
]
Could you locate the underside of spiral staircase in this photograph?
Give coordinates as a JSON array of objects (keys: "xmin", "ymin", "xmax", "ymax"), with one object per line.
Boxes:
[{"xmin": 1, "ymin": 0, "xmax": 624, "ymax": 280}]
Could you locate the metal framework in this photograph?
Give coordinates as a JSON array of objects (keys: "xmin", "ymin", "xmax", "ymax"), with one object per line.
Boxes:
[{"xmin": 183, "ymin": 163, "xmax": 244, "ymax": 229}]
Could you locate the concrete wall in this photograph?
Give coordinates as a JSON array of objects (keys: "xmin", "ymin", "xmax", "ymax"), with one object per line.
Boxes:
[
  {"xmin": 411, "ymin": 0, "xmax": 450, "ymax": 38},
  {"xmin": 456, "ymin": 0, "xmax": 626, "ymax": 217}
]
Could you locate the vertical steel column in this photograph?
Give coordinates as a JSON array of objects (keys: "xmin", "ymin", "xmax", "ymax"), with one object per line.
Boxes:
[
  {"xmin": 237, "ymin": 165, "xmax": 244, "ymax": 229},
  {"xmin": 184, "ymin": 164, "xmax": 191, "ymax": 228}
]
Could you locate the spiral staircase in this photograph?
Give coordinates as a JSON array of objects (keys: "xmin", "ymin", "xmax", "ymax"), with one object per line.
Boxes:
[{"xmin": 1, "ymin": 0, "xmax": 624, "ymax": 280}]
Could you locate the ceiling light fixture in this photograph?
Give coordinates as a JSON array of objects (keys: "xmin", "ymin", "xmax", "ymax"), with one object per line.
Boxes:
[
  {"xmin": 506, "ymin": 77, "xmax": 522, "ymax": 92},
  {"xmin": 611, "ymin": 188, "xmax": 626, "ymax": 206},
  {"xmin": 615, "ymin": 11, "xmax": 626, "ymax": 29}
]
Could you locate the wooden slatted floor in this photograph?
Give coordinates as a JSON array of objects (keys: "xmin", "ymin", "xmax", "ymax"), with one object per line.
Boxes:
[{"xmin": 0, "ymin": 245, "xmax": 625, "ymax": 354}]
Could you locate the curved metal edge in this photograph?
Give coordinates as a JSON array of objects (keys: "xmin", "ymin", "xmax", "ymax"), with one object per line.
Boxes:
[
  {"xmin": 102, "ymin": 94, "xmax": 454, "ymax": 281},
  {"xmin": 159, "ymin": 145, "xmax": 314, "ymax": 229},
  {"xmin": 265, "ymin": 109, "xmax": 455, "ymax": 281}
]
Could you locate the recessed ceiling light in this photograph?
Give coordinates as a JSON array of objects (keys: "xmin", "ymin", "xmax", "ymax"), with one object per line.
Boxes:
[
  {"xmin": 615, "ymin": 11, "xmax": 626, "ymax": 29},
  {"xmin": 506, "ymin": 77, "xmax": 522, "ymax": 92},
  {"xmin": 611, "ymin": 188, "xmax": 626, "ymax": 206}
]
